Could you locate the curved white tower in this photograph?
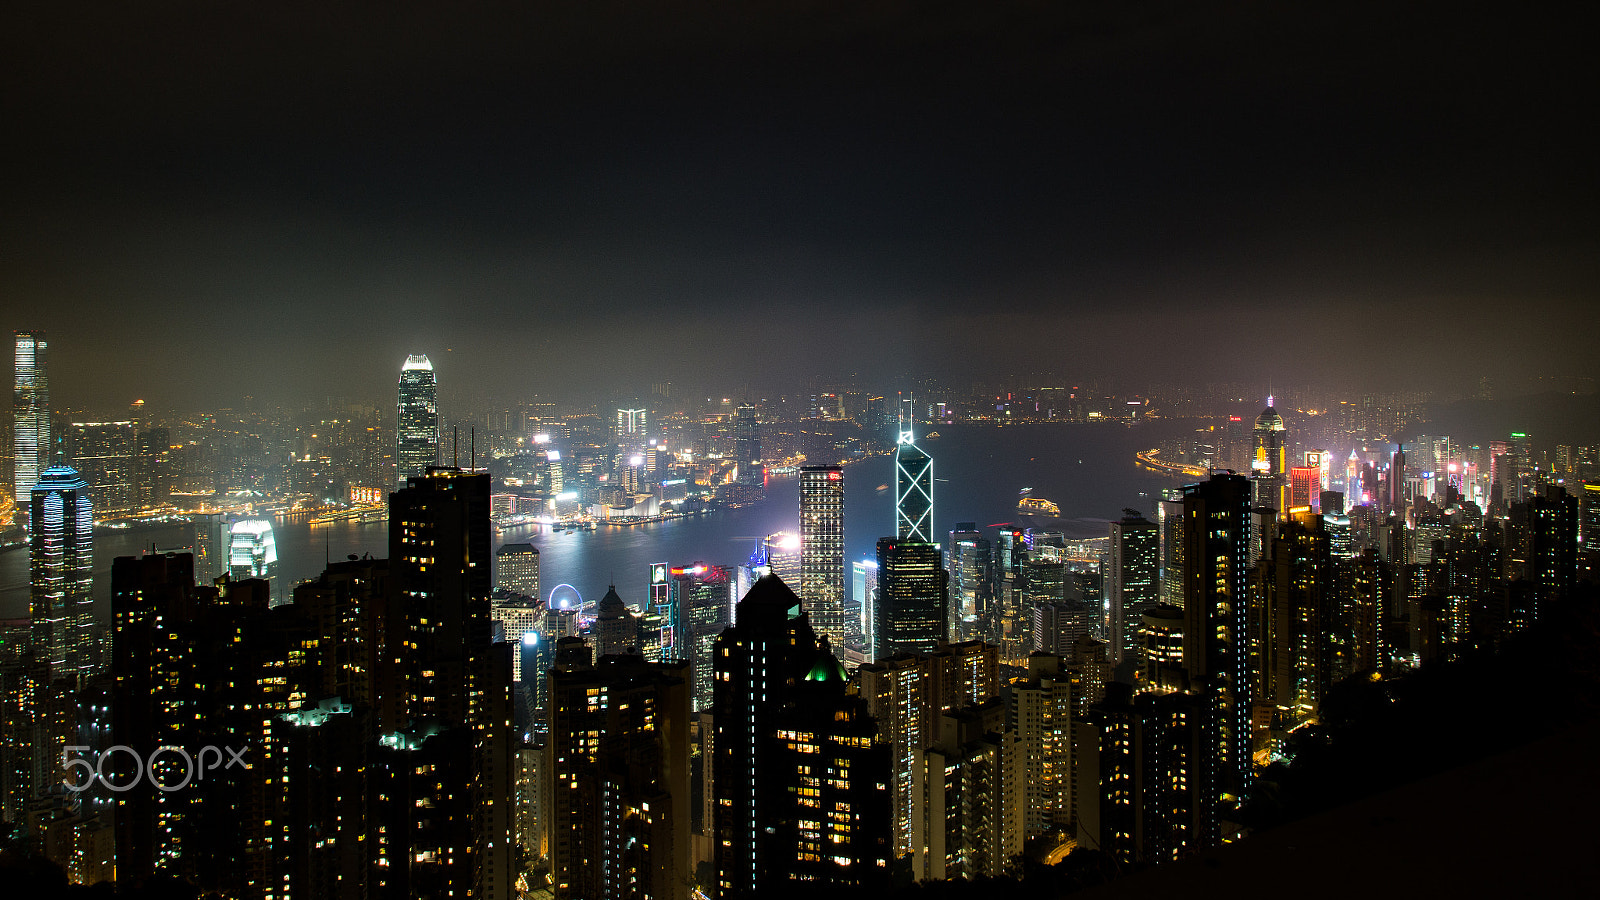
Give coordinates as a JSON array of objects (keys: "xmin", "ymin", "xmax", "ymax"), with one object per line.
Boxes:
[{"xmin": 397, "ymin": 354, "xmax": 439, "ymax": 485}]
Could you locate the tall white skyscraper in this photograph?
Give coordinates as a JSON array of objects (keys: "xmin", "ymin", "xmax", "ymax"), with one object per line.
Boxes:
[
  {"xmin": 397, "ymin": 354, "xmax": 439, "ymax": 485},
  {"xmin": 31, "ymin": 465, "xmax": 94, "ymax": 679},
  {"xmin": 800, "ymin": 465, "xmax": 847, "ymax": 646},
  {"xmin": 13, "ymin": 331, "xmax": 50, "ymax": 508}
]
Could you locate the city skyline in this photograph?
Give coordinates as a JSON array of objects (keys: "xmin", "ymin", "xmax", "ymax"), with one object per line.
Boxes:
[{"xmin": 2, "ymin": 4, "xmax": 1598, "ymax": 895}]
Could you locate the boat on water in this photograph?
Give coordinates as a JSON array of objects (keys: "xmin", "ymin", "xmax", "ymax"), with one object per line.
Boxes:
[{"xmin": 1017, "ymin": 488, "xmax": 1062, "ymax": 519}]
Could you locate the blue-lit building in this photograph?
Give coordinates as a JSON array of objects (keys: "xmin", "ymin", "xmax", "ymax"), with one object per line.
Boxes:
[{"xmin": 30, "ymin": 465, "xmax": 95, "ymax": 680}]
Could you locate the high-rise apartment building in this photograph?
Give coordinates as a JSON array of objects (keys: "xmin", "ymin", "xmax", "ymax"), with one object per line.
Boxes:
[
  {"xmin": 13, "ymin": 331, "xmax": 50, "ymax": 507},
  {"xmin": 711, "ymin": 574, "xmax": 892, "ymax": 898},
  {"xmin": 548, "ymin": 648, "xmax": 691, "ymax": 900},
  {"xmin": 1180, "ymin": 473, "xmax": 1254, "ymax": 840},
  {"xmin": 31, "ymin": 466, "xmax": 95, "ymax": 680},
  {"xmin": 396, "ymin": 354, "xmax": 439, "ymax": 485},
  {"xmin": 800, "ymin": 466, "xmax": 847, "ymax": 646}
]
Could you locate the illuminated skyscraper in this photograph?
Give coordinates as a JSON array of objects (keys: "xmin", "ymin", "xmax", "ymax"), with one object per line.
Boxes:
[
  {"xmin": 396, "ymin": 354, "xmax": 438, "ymax": 485},
  {"xmin": 228, "ymin": 518, "xmax": 279, "ymax": 601},
  {"xmin": 1251, "ymin": 398, "xmax": 1287, "ymax": 513},
  {"xmin": 1107, "ymin": 511, "xmax": 1159, "ymax": 665},
  {"xmin": 853, "ymin": 557, "xmax": 880, "ymax": 656},
  {"xmin": 733, "ymin": 404, "xmax": 762, "ymax": 486},
  {"xmin": 31, "ymin": 465, "xmax": 95, "ymax": 680},
  {"xmin": 874, "ymin": 537, "xmax": 949, "ymax": 659},
  {"xmin": 895, "ymin": 420, "xmax": 933, "ymax": 542},
  {"xmin": 615, "ymin": 406, "xmax": 648, "ymax": 454},
  {"xmin": 495, "ymin": 542, "xmax": 540, "ymax": 598},
  {"xmin": 13, "ymin": 331, "xmax": 50, "ymax": 507},
  {"xmin": 800, "ymin": 465, "xmax": 847, "ymax": 646},
  {"xmin": 65, "ymin": 420, "xmax": 137, "ymax": 518}
]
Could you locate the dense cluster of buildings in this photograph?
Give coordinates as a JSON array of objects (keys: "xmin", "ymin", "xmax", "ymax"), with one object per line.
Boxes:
[{"xmin": 2, "ymin": 340, "xmax": 1594, "ymax": 896}]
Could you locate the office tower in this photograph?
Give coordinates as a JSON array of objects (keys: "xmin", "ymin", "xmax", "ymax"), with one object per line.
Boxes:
[
  {"xmin": 1158, "ymin": 488, "xmax": 1186, "ymax": 609},
  {"xmin": 1031, "ymin": 600, "xmax": 1094, "ymax": 659},
  {"xmin": 1289, "ymin": 464, "xmax": 1321, "ymax": 511},
  {"xmin": 134, "ymin": 425, "xmax": 173, "ymax": 510},
  {"xmin": 1107, "ymin": 511, "xmax": 1159, "ymax": 665},
  {"xmin": 1389, "ymin": 444, "xmax": 1407, "ymax": 513},
  {"xmin": 13, "ymin": 332, "xmax": 50, "ymax": 509},
  {"xmin": 853, "ymin": 558, "xmax": 879, "ymax": 654},
  {"xmin": 874, "ymin": 537, "xmax": 949, "ymax": 660},
  {"xmin": 800, "ymin": 465, "xmax": 848, "ymax": 646},
  {"xmin": 733, "ymin": 404, "xmax": 762, "ymax": 486},
  {"xmin": 491, "ymin": 594, "xmax": 542, "ymax": 684},
  {"xmin": 31, "ymin": 466, "xmax": 95, "ymax": 680},
  {"xmin": 1075, "ymin": 684, "xmax": 1207, "ymax": 864},
  {"xmin": 670, "ymin": 562, "xmax": 734, "ymax": 711},
  {"xmin": 948, "ymin": 523, "xmax": 993, "ymax": 640},
  {"xmin": 711, "ymin": 574, "xmax": 893, "ymax": 898},
  {"xmin": 763, "ymin": 531, "xmax": 802, "ymax": 585},
  {"xmin": 64, "ymin": 421, "xmax": 137, "ymax": 518},
  {"xmin": 396, "ymin": 353, "xmax": 439, "ymax": 485},
  {"xmin": 615, "ymin": 406, "xmax": 648, "ymax": 460},
  {"xmin": 548, "ymin": 649, "xmax": 692, "ymax": 900},
  {"xmin": 923, "ymin": 698, "xmax": 1023, "ymax": 880},
  {"xmin": 1250, "ymin": 398, "xmax": 1287, "ymax": 513},
  {"xmin": 593, "ymin": 586, "xmax": 641, "ymax": 658},
  {"xmin": 191, "ymin": 512, "xmax": 227, "ymax": 585},
  {"xmin": 495, "ymin": 541, "xmax": 541, "ymax": 597},
  {"xmin": 228, "ymin": 518, "xmax": 279, "ymax": 602},
  {"xmin": 895, "ymin": 421, "xmax": 933, "ymax": 541},
  {"xmin": 1180, "ymin": 473, "xmax": 1253, "ymax": 837}
]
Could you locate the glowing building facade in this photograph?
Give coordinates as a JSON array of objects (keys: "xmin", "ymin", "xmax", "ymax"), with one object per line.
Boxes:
[
  {"xmin": 396, "ymin": 354, "xmax": 438, "ymax": 485},
  {"xmin": 1251, "ymin": 399, "xmax": 1288, "ymax": 513},
  {"xmin": 228, "ymin": 519, "xmax": 279, "ymax": 600},
  {"xmin": 895, "ymin": 424, "xmax": 933, "ymax": 542},
  {"xmin": 13, "ymin": 331, "xmax": 50, "ymax": 506},
  {"xmin": 30, "ymin": 465, "xmax": 95, "ymax": 680},
  {"xmin": 799, "ymin": 466, "xmax": 847, "ymax": 646}
]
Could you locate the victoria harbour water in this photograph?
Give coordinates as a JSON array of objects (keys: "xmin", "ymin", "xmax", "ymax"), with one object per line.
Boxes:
[{"xmin": 0, "ymin": 421, "xmax": 1194, "ymax": 619}]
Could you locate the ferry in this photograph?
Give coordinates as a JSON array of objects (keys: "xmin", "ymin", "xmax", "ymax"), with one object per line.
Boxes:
[{"xmin": 1017, "ymin": 489, "xmax": 1062, "ymax": 519}]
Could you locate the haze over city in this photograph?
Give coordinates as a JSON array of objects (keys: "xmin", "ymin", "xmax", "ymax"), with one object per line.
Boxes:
[{"xmin": 4, "ymin": 2, "xmax": 1594, "ymax": 410}]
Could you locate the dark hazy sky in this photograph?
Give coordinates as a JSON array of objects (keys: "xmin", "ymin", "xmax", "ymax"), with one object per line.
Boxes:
[{"xmin": 3, "ymin": 2, "xmax": 1594, "ymax": 411}]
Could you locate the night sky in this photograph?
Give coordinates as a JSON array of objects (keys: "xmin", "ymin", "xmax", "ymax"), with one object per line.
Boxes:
[{"xmin": 3, "ymin": 2, "xmax": 1594, "ymax": 411}]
